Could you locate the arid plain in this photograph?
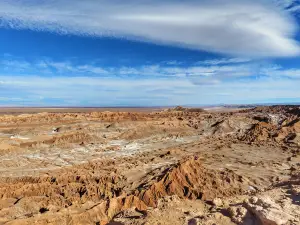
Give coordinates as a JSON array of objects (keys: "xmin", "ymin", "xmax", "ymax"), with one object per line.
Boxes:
[{"xmin": 0, "ymin": 106, "xmax": 299, "ymax": 225}]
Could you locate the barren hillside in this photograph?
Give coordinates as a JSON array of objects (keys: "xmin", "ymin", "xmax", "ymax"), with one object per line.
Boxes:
[{"xmin": 0, "ymin": 106, "xmax": 299, "ymax": 225}]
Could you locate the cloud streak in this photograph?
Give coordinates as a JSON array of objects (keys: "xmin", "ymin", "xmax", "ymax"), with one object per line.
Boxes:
[
  {"xmin": 1, "ymin": 73, "xmax": 300, "ymax": 106},
  {"xmin": 0, "ymin": 0, "xmax": 299, "ymax": 57},
  {"xmin": 1, "ymin": 57, "xmax": 300, "ymax": 106},
  {"xmin": 199, "ymin": 58, "xmax": 252, "ymax": 65},
  {"xmin": 2, "ymin": 57, "xmax": 299, "ymax": 83},
  {"xmin": 0, "ymin": 58, "xmax": 259, "ymax": 82}
]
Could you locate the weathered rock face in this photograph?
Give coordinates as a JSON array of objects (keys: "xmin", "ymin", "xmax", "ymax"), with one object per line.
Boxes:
[
  {"xmin": 242, "ymin": 105, "xmax": 300, "ymax": 116},
  {"xmin": 0, "ymin": 112, "xmax": 150, "ymax": 124},
  {"xmin": 275, "ymin": 120, "xmax": 300, "ymax": 145},
  {"xmin": 3, "ymin": 195, "xmax": 147, "ymax": 225},
  {"xmin": 240, "ymin": 122, "xmax": 275, "ymax": 142},
  {"xmin": 137, "ymin": 158, "xmax": 247, "ymax": 207},
  {"xmin": 228, "ymin": 205, "xmax": 250, "ymax": 224},
  {"xmin": 73, "ymin": 158, "xmax": 247, "ymax": 224},
  {"xmin": 0, "ymin": 158, "xmax": 248, "ymax": 225},
  {"xmin": 0, "ymin": 169, "xmax": 125, "ymax": 209},
  {"xmin": 245, "ymin": 195, "xmax": 299, "ymax": 225},
  {"xmin": 69, "ymin": 195, "xmax": 148, "ymax": 225}
]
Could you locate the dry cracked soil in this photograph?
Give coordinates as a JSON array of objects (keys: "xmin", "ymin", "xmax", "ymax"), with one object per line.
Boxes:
[{"xmin": 0, "ymin": 106, "xmax": 299, "ymax": 225}]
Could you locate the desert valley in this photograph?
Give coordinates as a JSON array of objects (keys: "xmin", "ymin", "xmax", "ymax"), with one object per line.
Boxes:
[{"xmin": 0, "ymin": 106, "xmax": 298, "ymax": 225}]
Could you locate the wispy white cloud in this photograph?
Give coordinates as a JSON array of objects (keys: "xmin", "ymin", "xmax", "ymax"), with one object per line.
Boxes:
[
  {"xmin": 273, "ymin": 0, "xmax": 296, "ymax": 8},
  {"xmin": 288, "ymin": 5, "xmax": 300, "ymax": 12},
  {"xmin": 0, "ymin": 0, "xmax": 299, "ymax": 57},
  {"xmin": 0, "ymin": 59, "xmax": 110, "ymax": 75},
  {"xmin": 1, "ymin": 57, "xmax": 298, "ymax": 82},
  {"xmin": 261, "ymin": 64, "xmax": 300, "ymax": 78},
  {"xmin": 200, "ymin": 58, "xmax": 252, "ymax": 65},
  {"xmin": 0, "ymin": 55, "xmax": 300, "ymax": 106},
  {"xmin": 1, "ymin": 57, "xmax": 300, "ymax": 106},
  {"xmin": 273, "ymin": 0, "xmax": 300, "ymax": 14},
  {"xmin": 1, "ymin": 73, "xmax": 300, "ymax": 106},
  {"xmin": 164, "ymin": 61, "xmax": 183, "ymax": 66},
  {"xmin": 0, "ymin": 58, "xmax": 258, "ymax": 82},
  {"xmin": 0, "ymin": 75, "xmax": 195, "ymax": 106}
]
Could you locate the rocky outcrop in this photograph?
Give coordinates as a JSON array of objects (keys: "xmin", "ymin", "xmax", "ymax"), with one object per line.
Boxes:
[
  {"xmin": 244, "ymin": 196, "xmax": 298, "ymax": 225},
  {"xmin": 137, "ymin": 158, "xmax": 247, "ymax": 207},
  {"xmin": 0, "ymin": 158, "xmax": 248, "ymax": 224}
]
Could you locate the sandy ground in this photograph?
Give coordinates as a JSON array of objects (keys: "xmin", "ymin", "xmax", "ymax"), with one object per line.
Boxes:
[{"xmin": 0, "ymin": 106, "xmax": 299, "ymax": 224}]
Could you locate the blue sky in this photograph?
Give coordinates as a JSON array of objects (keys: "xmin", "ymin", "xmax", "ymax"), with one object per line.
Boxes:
[{"xmin": 1, "ymin": 0, "xmax": 300, "ymax": 106}]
